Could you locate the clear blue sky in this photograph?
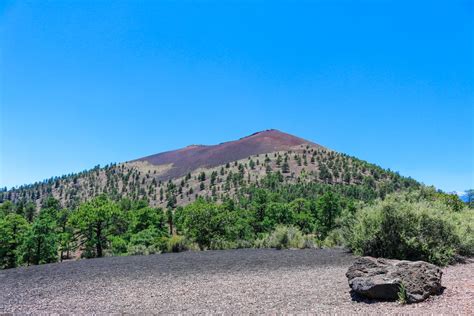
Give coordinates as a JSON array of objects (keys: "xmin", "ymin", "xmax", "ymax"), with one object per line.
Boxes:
[{"xmin": 1, "ymin": 0, "xmax": 473, "ymax": 193}]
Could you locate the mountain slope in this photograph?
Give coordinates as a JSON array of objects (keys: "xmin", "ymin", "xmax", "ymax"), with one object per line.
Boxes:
[
  {"xmin": 134, "ymin": 129, "xmax": 322, "ymax": 180},
  {"xmin": 0, "ymin": 130, "xmax": 419, "ymax": 210}
]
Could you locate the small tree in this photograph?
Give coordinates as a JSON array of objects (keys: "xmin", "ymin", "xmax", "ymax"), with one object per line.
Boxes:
[
  {"xmin": 23, "ymin": 202, "xmax": 36, "ymax": 222},
  {"xmin": 316, "ymin": 191, "xmax": 342, "ymax": 238},
  {"xmin": 210, "ymin": 171, "xmax": 218, "ymax": 186},
  {"xmin": 249, "ymin": 159, "xmax": 255, "ymax": 170}
]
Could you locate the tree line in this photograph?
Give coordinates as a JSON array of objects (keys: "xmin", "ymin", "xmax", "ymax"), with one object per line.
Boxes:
[{"xmin": 1, "ymin": 170, "xmax": 471, "ymax": 269}]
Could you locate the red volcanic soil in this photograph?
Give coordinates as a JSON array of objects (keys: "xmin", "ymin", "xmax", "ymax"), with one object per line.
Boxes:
[{"xmin": 135, "ymin": 129, "xmax": 322, "ymax": 180}]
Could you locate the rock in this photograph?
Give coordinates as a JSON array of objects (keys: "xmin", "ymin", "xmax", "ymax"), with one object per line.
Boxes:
[{"xmin": 346, "ymin": 257, "xmax": 443, "ymax": 303}]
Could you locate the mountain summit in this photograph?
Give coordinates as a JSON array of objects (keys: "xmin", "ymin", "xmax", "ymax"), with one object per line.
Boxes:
[{"xmin": 135, "ymin": 129, "xmax": 322, "ymax": 180}]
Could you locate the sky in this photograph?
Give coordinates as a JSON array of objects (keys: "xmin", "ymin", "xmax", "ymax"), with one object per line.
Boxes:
[{"xmin": 0, "ymin": 0, "xmax": 473, "ymax": 193}]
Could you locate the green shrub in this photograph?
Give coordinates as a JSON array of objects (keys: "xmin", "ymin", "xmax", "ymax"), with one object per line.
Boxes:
[
  {"xmin": 253, "ymin": 233, "xmax": 270, "ymax": 248},
  {"xmin": 266, "ymin": 225, "xmax": 304, "ymax": 249},
  {"xmin": 129, "ymin": 228, "xmax": 161, "ymax": 247},
  {"xmin": 302, "ymin": 234, "xmax": 316, "ymax": 249},
  {"xmin": 146, "ymin": 244, "xmax": 161, "ymax": 255},
  {"xmin": 167, "ymin": 235, "xmax": 189, "ymax": 253},
  {"xmin": 127, "ymin": 244, "xmax": 148, "ymax": 256},
  {"xmin": 322, "ymin": 229, "xmax": 345, "ymax": 248},
  {"xmin": 109, "ymin": 236, "xmax": 128, "ymax": 256},
  {"xmin": 345, "ymin": 193, "xmax": 469, "ymax": 266},
  {"xmin": 209, "ymin": 238, "xmax": 235, "ymax": 250},
  {"xmin": 398, "ymin": 283, "xmax": 408, "ymax": 305},
  {"xmin": 449, "ymin": 210, "xmax": 474, "ymax": 257}
]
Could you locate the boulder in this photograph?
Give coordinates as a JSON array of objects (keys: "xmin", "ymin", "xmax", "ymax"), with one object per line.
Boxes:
[{"xmin": 346, "ymin": 257, "xmax": 443, "ymax": 303}]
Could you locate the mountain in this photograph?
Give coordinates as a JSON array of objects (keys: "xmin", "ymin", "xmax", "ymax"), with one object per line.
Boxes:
[
  {"xmin": 0, "ymin": 129, "xmax": 420, "ymax": 210},
  {"xmin": 134, "ymin": 129, "xmax": 323, "ymax": 180}
]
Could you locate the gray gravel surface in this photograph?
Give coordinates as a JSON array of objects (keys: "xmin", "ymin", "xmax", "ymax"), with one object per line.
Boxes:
[{"xmin": 1, "ymin": 248, "xmax": 472, "ymax": 314}]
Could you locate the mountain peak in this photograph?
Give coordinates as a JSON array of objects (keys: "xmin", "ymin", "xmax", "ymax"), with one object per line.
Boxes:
[{"xmin": 136, "ymin": 130, "xmax": 321, "ymax": 180}]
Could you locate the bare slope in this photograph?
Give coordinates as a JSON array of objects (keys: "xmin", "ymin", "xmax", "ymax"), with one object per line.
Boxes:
[{"xmin": 134, "ymin": 129, "xmax": 321, "ymax": 180}]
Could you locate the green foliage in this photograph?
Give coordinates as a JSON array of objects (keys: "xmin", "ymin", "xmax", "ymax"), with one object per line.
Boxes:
[
  {"xmin": 261, "ymin": 225, "xmax": 307, "ymax": 250},
  {"xmin": 128, "ymin": 206, "xmax": 167, "ymax": 235},
  {"xmin": 316, "ymin": 192, "xmax": 342, "ymax": 238},
  {"xmin": 178, "ymin": 199, "xmax": 253, "ymax": 250},
  {"xmin": 0, "ymin": 201, "xmax": 15, "ymax": 218},
  {"xmin": 0, "ymin": 158, "xmax": 469, "ymax": 270},
  {"xmin": 345, "ymin": 193, "xmax": 471, "ymax": 266},
  {"xmin": 167, "ymin": 235, "xmax": 189, "ymax": 252},
  {"xmin": 127, "ymin": 244, "xmax": 148, "ymax": 256},
  {"xmin": 68, "ymin": 195, "xmax": 122, "ymax": 258},
  {"xmin": 129, "ymin": 228, "xmax": 162, "ymax": 247},
  {"xmin": 18, "ymin": 212, "xmax": 59, "ymax": 265},
  {"xmin": 108, "ymin": 236, "xmax": 128, "ymax": 256},
  {"xmin": 261, "ymin": 202, "xmax": 293, "ymax": 231},
  {"xmin": 0, "ymin": 214, "xmax": 30, "ymax": 269},
  {"xmin": 398, "ymin": 283, "xmax": 408, "ymax": 304},
  {"xmin": 23, "ymin": 202, "xmax": 36, "ymax": 222},
  {"xmin": 448, "ymin": 210, "xmax": 474, "ymax": 256},
  {"xmin": 466, "ymin": 189, "xmax": 474, "ymax": 208}
]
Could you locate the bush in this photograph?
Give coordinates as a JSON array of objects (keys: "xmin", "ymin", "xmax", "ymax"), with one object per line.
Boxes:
[
  {"xmin": 109, "ymin": 236, "xmax": 128, "ymax": 256},
  {"xmin": 129, "ymin": 228, "xmax": 161, "ymax": 248},
  {"xmin": 302, "ymin": 234, "xmax": 316, "ymax": 249},
  {"xmin": 322, "ymin": 229, "xmax": 345, "ymax": 248},
  {"xmin": 253, "ymin": 233, "xmax": 270, "ymax": 248},
  {"xmin": 146, "ymin": 244, "xmax": 161, "ymax": 255},
  {"xmin": 209, "ymin": 238, "xmax": 236, "ymax": 250},
  {"xmin": 345, "ymin": 193, "xmax": 470, "ymax": 266},
  {"xmin": 127, "ymin": 244, "xmax": 148, "ymax": 256},
  {"xmin": 266, "ymin": 225, "xmax": 305, "ymax": 249},
  {"xmin": 449, "ymin": 211, "xmax": 474, "ymax": 256},
  {"xmin": 167, "ymin": 235, "xmax": 189, "ymax": 253}
]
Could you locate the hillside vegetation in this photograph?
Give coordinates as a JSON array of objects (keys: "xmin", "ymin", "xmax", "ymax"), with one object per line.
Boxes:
[
  {"xmin": 1, "ymin": 131, "xmax": 471, "ymax": 269},
  {"xmin": 1, "ymin": 146, "xmax": 419, "ymax": 210},
  {"xmin": 1, "ymin": 170, "xmax": 470, "ymax": 269}
]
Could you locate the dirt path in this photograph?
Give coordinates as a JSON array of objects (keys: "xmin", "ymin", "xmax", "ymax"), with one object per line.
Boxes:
[{"xmin": 0, "ymin": 248, "xmax": 472, "ymax": 314}]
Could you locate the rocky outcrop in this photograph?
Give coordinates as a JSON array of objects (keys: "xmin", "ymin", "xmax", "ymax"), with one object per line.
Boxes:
[{"xmin": 346, "ymin": 257, "xmax": 443, "ymax": 303}]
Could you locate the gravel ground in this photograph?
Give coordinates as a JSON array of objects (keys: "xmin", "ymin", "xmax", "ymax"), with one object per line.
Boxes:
[{"xmin": 0, "ymin": 248, "xmax": 472, "ymax": 314}]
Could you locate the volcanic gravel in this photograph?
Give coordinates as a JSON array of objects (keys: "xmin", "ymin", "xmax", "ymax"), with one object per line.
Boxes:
[{"xmin": 0, "ymin": 248, "xmax": 472, "ymax": 314}]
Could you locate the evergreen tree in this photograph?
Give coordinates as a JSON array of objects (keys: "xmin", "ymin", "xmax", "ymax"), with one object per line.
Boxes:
[
  {"xmin": 276, "ymin": 155, "xmax": 282, "ymax": 166},
  {"xmin": 24, "ymin": 202, "xmax": 36, "ymax": 222},
  {"xmin": 18, "ymin": 212, "xmax": 58, "ymax": 265},
  {"xmin": 68, "ymin": 195, "xmax": 121, "ymax": 258},
  {"xmin": 0, "ymin": 214, "xmax": 29, "ymax": 269},
  {"xmin": 249, "ymin": 159, "xmax": 255, "ymax": 170},
  {"xmin": 210, "ymin": 171, "xmax": 218, "ymax": 186},
  {"xmin": 316, "ymin": 192, "xmax": 342, "ymax": 238}
]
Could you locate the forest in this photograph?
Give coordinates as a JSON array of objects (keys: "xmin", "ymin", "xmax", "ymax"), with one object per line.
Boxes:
[{"xmin": 1, "ymin": 171, "xmax": 472, "ymax": 269}]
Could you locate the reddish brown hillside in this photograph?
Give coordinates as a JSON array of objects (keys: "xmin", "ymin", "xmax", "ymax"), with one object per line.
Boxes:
[{"xmin": 134, "ymin": 129, "xmax": 322, "ymax": 180}]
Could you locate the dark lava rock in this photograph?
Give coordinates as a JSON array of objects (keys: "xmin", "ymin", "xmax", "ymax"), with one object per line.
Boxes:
[{"xmin": 346, "ymin": 257, "xmax": 443, "ymax": 303}]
